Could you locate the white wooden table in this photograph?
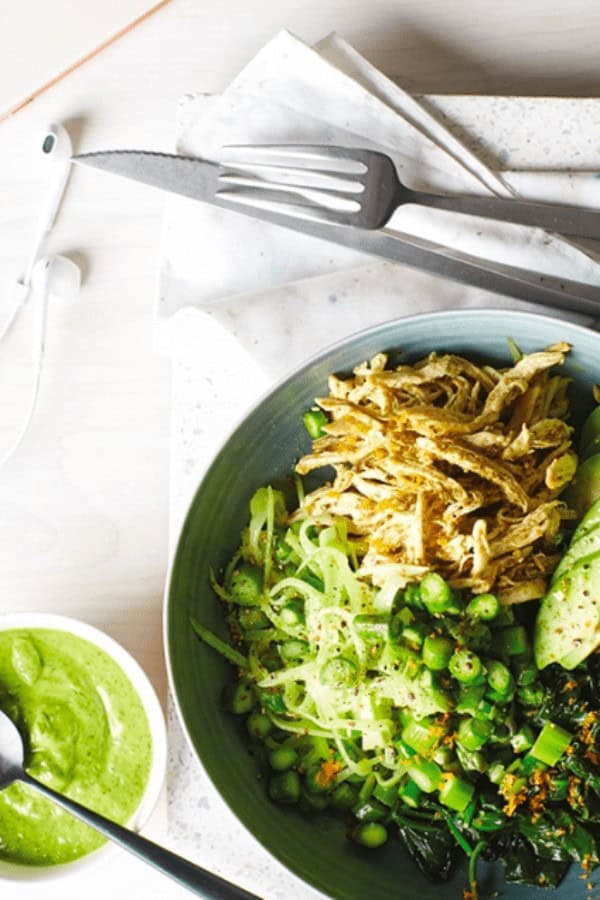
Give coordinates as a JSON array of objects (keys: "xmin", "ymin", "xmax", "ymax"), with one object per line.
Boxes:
[{"xmin": 1, "ymin": 1, "xmax": 600, "ymax": 898}]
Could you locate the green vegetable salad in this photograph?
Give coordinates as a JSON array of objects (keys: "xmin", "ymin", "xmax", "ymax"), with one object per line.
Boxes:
[{"xmin": 192, "ymin": 347, "xmax": 600, "ymax": 898}]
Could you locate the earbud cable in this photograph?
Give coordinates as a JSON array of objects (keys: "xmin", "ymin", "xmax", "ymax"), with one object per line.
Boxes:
[{"xmin": 0, "ymin": 293, "xmax": 46, "ymax": 468}]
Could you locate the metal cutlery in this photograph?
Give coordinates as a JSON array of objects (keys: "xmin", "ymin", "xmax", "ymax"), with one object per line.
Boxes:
[
  {"xmin": 219, "ymin": 143, "xmax": 600, "ymax": 237},
  {"xmin": 73, "ymin": 150, "xmax": 600, "ymax": 316}
]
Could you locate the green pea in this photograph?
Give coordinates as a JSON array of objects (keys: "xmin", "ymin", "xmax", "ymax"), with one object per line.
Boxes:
[
  {"xmin": 351, "ymin": 822, "xmax": 388, "ymax": 849},
  {"xmin": 305, "ymin": 764, "xmax": 332, "ymax": 794},
  {"xmin": 331, "ymin": 783, "xmax": 358, "ymax": 811},
  {"xmin": 227, "ymin": 681, "xmax": 255, "ymax": 715},
  {"xmin": 246, "ymin": 710, "xmax": 273, "ymax": 740},
  {"xmin": 269, "ymin": 770, "xmax": 301, "ymax": 804},
  {"xmin": 268, "ymin": 747, "xmax": 298, "ymax": 772}
]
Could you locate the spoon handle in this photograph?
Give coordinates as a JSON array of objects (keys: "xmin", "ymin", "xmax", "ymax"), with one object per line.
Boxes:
[{"xmin": 21, "ymin": 773, "xmax": 261, "ymax": 900}]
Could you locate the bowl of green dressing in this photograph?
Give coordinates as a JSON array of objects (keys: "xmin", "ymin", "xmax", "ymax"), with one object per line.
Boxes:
[{"xmin": 0, "ymin": 612, "xmax": 167, "ymax": 881}]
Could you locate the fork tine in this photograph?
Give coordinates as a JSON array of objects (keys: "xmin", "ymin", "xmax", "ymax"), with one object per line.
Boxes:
[
  {"xmin": 222, "ymin": 144, "xmax": 368, "ymax": 174},
  {"xmin": 219, "ymin": 163, "xmax": 364, "ymax": 194},
  {"xmin": 215, "ymin": 186, "xmax": 356, "ymax": 226},
  {"xmin": 217, "ymin": 180, "xmax": 362, "ymax": 212}
]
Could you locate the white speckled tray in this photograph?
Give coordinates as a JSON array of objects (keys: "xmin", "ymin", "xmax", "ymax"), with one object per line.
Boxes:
[{"xmin": 165, "ymin": 95, "xmax": 600, "ymax": 899}]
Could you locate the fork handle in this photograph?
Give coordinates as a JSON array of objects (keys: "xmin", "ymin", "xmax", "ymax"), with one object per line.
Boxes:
[{"xmin": 404, "ymin": 188, "xmax": 600, "ymax": 240}]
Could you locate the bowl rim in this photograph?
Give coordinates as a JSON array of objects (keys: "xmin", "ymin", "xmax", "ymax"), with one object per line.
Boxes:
[
  {"xmin": 163, "ymin": 306, "xmax": 600, "ymax": 891},
  {"xmin": 0, "ymin": 611, "xmax": 167, "ymax": 883}
]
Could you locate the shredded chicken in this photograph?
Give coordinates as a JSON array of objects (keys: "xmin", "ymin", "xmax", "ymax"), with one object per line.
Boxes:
[{"xmin": 294, "ymin": 343, "xmax": 578, "ymax": 603}]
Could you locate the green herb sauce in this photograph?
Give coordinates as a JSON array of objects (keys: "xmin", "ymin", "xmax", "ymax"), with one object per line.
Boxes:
[{"xmin": 0, "ymin": 628, "xmax": 153, "ymax": 865}]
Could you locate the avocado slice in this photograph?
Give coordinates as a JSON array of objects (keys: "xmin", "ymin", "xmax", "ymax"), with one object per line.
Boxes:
[
  {"xmin": 581, "ymin": 434, "xmax": 600, "ymax": 461},
  {"xmin": 580, "ymin": 406, "xmax": 600, "ymax": 454},
  {"xmin": 566, "ymin": 454, "xmax": 600, "ymax": 518},
  {"xmin": 552, "ymin": 522, "xmax": 600, "ymax": 583},
  {"xmin": 570, "ymin": 497, "xmax": 600, "ymax": 543},
  {"xmin": 535, "ymin": 552, "xmax": 600, "ymax": 670}
]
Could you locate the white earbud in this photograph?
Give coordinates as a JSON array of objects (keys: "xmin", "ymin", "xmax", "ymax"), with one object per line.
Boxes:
[
  {"xmin": 1, "ymin": 123, "xmax": 75, "ymax": 347},
  {"xmin": 31, "ymin": 255, "xmax": 81, "ymax": 369},
  {"xmin": 0, "ymin": 254, "xmax": 82, "ymax": 468},
  {"xmin": 22, "ymin": 124, "xmax": 74, "ymax": 287}
]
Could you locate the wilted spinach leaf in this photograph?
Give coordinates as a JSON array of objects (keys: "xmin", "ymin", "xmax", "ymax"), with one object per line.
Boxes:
[{"xmin": 393, "ymin": 811, "xmax": 457, "ymax": 881}]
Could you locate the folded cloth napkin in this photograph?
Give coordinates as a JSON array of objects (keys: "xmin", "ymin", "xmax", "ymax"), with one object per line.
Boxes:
[
  {"xmin": 162, "ymin": 31, "xmax": 600, "ymax": 898},
  {"xmin": 158, "ymin": 29, "xmax": 600, "ymax": 373}
]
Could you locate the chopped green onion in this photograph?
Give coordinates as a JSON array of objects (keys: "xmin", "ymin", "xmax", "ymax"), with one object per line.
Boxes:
[
  {"xmin": 486, "ymin": 660, "xmax": 515, "ymax": 696},
  {"xmin": 487, "ymin": 761, "xmax": 506, "ymax": 785},
  {"xmin": 433, "ymin": 746, "xmax": 455, "ymax": 767},
  {"xmin": 456, "ymin": 684, "xmax": 486, "ymax": 715},
  {"xmin": 398, "ymin": 777, "xmax": 422, "ymax": 808},
  {"xmin": 510, "ymin": 725, "xmax": 535, "ymax": 754},
  {"xmin": 373, "ymin": 782, "xmax": 399, "ymax": 807},
  {"xmin": 457, "ymin": 717, "xmax": 492, "ymax": 751},
  {"xmin": 455, "ymin": 744, "xmax": 487, "ymax": 773},
  {"xmin": 438, "ymin": 773, "xmax": 474, "ymax": 812},
  {"xmin": 493, "ymin": 625, "xmax": 528, "ymax": 657},
  {"xmin": 303, "ymin": 408, "xmax": 328, "ymax": 439},
  {"xmin": 473, "ymin": 699, "xmax": 497, "ymax": 721},
  {"xmin": 420, "ymin": 572, "xmax": 454, "ymax": 613},
  {"xmin": 466, "ymin": 593, "xmax": 499, "ymax": 621},
  {"xmin": 449, "ymin": 648, "xmax": 483, "ymax": 684},
  {"xmin": 403, "ymin": 583, "xmax": 424, "ymax": 610},
  {"xmin": 357, "ymin": 774, "xmax": 376, "ymax": 804},
  {"xmin": 422, "ymin": 635, "xmax": 453, "ymax": 670},
  {"xmin": 401, "ymin": 623, "xmax": 428, "ymax": 648},
  {"xmin": 407, "ymin": 758, "xmax": 443, "ymax": 793},
  {"xmin": 401, "ymin": 719, "xmax": 439, "ymax": 757},
  {"xmin": 190, "ymin": 617, "xmax": 248, "ymax": 669},
  {"xmin": 530, "ymin": 721, "xmax": 573, "ymax": 766}
]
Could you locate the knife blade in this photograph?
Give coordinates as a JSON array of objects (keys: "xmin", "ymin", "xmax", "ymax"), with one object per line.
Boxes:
[{"xmin": 74, "ymin": 150, "xmax": 600, "ymax": 316}]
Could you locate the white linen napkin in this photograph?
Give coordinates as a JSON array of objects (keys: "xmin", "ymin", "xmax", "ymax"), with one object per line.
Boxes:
[
  {"xmin": 158, "ymin": 29, "xmax": 600, "ymax": 376},
  {"xmin": 162, "ymin": 31, "xmax": 600, "ymax": 897}
]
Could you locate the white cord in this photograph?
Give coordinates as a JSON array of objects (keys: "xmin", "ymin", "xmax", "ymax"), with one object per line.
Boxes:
[
  {"xmin": 0, "ymin": 281, "xmax": 31, "ymax": 343},
  {"xmin": 0, "ymin": 295, "xmax": 46, "ymax": 468}
]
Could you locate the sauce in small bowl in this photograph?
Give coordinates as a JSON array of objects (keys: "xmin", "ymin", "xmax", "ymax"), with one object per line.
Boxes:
[{"xmin": 0, "ymin": 613, "xmax": 166, "ymax": 881}]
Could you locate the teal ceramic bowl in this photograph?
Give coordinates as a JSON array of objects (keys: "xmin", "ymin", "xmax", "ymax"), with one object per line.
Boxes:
[{"xmin": 165, "ymin": 309, "xmax": 600, "ymax": 900}]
